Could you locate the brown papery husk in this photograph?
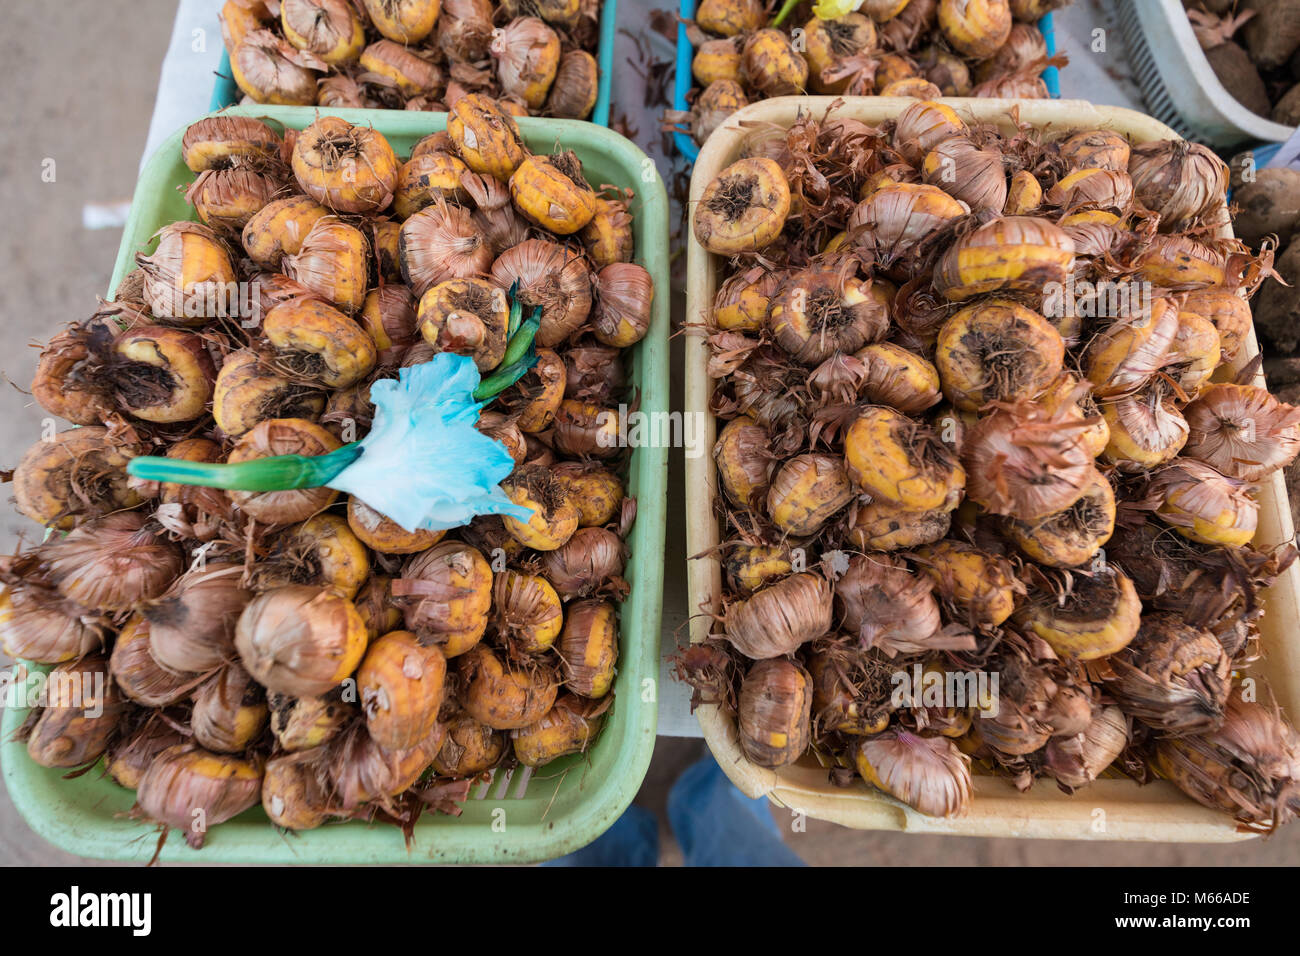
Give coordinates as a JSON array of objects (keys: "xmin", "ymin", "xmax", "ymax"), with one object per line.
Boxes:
[
  {"xmin": 670, "ymin": 640, "xmax": 742, "ymax": 713},
  {"xmin": 394, "ymin": 540, "xmax": 492, "ymax": 649},
  {"xmin": 737, "ymin": 658, "xmax": 812, "ymax": 768},
  {"xmin": 361, "ymin": 39, "xmax": 443, "ymax": 96},
  {"xmin": 192, "ymin": 662, "xmax": 268, "ymax": 753},
  {"xmin": 848, "ymin": 183, "xmax": 970, "ymax": 269},
  {"xmin": 22, "ymin": 653, "xmax": 126, "ymax": 769},
  {"xmin": 360, "ymin": 285, "xmax": 419, "ymax": 368},
  {"xmin": 186, "ymin": 167, "xmax": 284, "ymax": 235},
  {"xmin": 970, "ymin": 59, "xmax": 1054, "ymax": 99},
  {"xmin": 235, "ymin": 585, "xmax": 367, "ymax": 697},
  {"xmin": 1057, "ymin": 129, "xmax": 1131, "ymax": 173},
  {"xmin": 490, "ymin": 345, "xmax": 563, "ymax": 434},
  {"xmin": 437, "ymin": 0, "xmax": 495, "ymax": 61},
  {"xmin": 1134, "ymin": 233, "xmax": 1233, "ymax": 291},
  {"xmin": 722, "ymin": 572, "xmax": 833, "ymax": 660},
  {"xmin": 1183, "ymin": 383, "xmax": 1300, "ymax": 483},
  {"xmin": 834, "ymin": 554, "xmax": 970, "ymax": 658},
  {"xmin": 46, "ymin": 511, "xmax": 183, "ymax": 612},
  {"xmin": 181, "ymin": 114, "xmax": 281, "ymax": 173},
  {"xmin": 808, "ymin": 353, "xmax": 868, "ymax": 410},
  {"xmin": 461, "ymin": 172, "xmax": 530, "ymax": 253},
  {"xmin": 12, "ymin": 424, "xmax": 146, "ymax": 530},
  {"xmin": 145, "ymin": 563, "xmax": 252, "ymax": 675},
  {"xmin": 551, "ymin": 399, "xmax": 619, "ymax": 459},
  {"xmin": 711, "ymin": 266, "xmax": 780, "ymax": 333},
  {"xmin": 805, "ymin": 635, "xmax": 897, "ymax": 738},
  {"xmin": 540, "ymin": 527, "xmax": 626, "ymax": 600},
  {"xmin": 1083, "ymin": 298, "xmax": 1180, "ymax": 399},
  {"xmin": 490, "ymin": 239, "xmax": 593, "ymax": 348},
  {"xmin": 105, "ymin": 712, "xmax": 188, "ymax": 790},
  {"xmin": 1098, "ymin": 610, "xmax": 1232, "ymax": 735},
  {"xmin": 456, "ymin": 643, "xmax": 560, "ymax": 729},
  {"xmin": 0, "ymin": 570, "xmax": 107, "ymax": 665},
  {"xmin": 1005, "ymin": 467, "xmax": 1115, "ymax": 568},
  {"xmin": 556, "ymin": 598, "xmax": 619, "ymax": 698},
  {"xmin": 1127, "ymin": 139, "xmax": 1229, "ymax": 233},
  {"xmin": 979, "ymin": 21, "xmax": 1047, "ymax": 78},
  {"xmin": 135, "ymin": 221, "xmax": 236, "ymax": 323},
  {"xmin": 721, "ymin": 345, "xmax": 812, "ymax": 455},
  {"xmin": 546, "ymin": 50, "xmax": 599, "ymax": 119},
  {"xmin": 563, "ymin": 342, "xmax": 625, "ymax": 402},
  {"xmin": 878, "ymin": 0, "xmax": 937, "ymax": 49},
  {"xmin": 1154, "ymin": 687, "xmax": 1300, "ymax": 831},
  {"xmin": 232, "ymin": 29, "xmax": 325, "ymax": 105},
  {"xmin": 135, "ymin": 744, "xmax": 263, "ymax": 848},
  {"xmin": 31, "ymin": 320, "xmax": 120, "ymax": 426},
  {"xmin": 592, "ymin": 262, "xmax": 653, "ymax": 348},
  {"xmin": 712, "ymin": 416, "xmax": 769, "ymax": 509},
  {"xmin": 1179, "ymin": 287, "xmax": 1252, "ymax": 361},
  {"xmin": 1046, "ymin": 168, "xmax": 1134, "ymax": 218},
  {"xmin": 399, "ymin": 198, "xmax": 493, "ymax": 299},
  {"xmin": 151, "ymin": 438, "xmax": 232, "ymax": 529},
  {"xmin": 855, "ymin": 729, "xmax": 973, "ymax": 818},
  {"xmin": 769, "ymin": 268, "xmax": 889, "ymax": 365},
  {"xmin": 922, "ymin": 137, "xmax": 1009, "ymax": 214},
  {"xmin": 262, "ymin": 748, "xmax": 335, "ymax": 830},
  {"xmin": 918, "ymin": 45, "xmax": 971, "ymax": 96},
  {"xmin": 1044, "ymin": 704, "xmax": 1130, "ymax": 792},
  {"xmin": 1143, "ymin": 459, "xmax": 1258, "ymax": 546},
  {"xmin": 247, "ymin": 272, "xmax": 323, "ymax": 326},
  {"xmin": 1107, "ymin": 516, "xmax": 1296, "ymax": 637},
  {"xmin": 891, "ymin": 99, "xmax": 968, "ymax": 166},
  {"xmin": 892, "ymin": 274, "xmax": 953, "ymax": 347},
  {"xmin": 766, "ymin": 452, "xmax": 855, "ymax": 537},
  {"xmin": 972, "ymin": 648, "xmax": 1079, "ymax": 757},
  {"xmin": 962, "ymin": 398, "xmax": 1096, "ymax": 519},
  {"xmin": 281, "ymin": 217, "xmax": 369, "ymax": 314},
  {"xmin": 1063, "ymin": 219, "xmax": 1131, "ymax": 279},
  {"xmin": 492, "ymin": 570, "xmax": 561, "ymax": 645},
  {"xmin": 317, "ymin": 75, "xmax": 371, "ymax": 109},
  {"xmin": 109, "ymin": 615, "xmax": 206, "ymax": 707},
  {"xmin": 491, "ymin": 16, "xmax": 560, "ymax": 108}
]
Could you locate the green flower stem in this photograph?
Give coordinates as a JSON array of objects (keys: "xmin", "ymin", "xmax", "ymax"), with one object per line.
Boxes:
[
  {"xmin": 771, "ymin": 0, "xmax": 802, "ymax": 27},
  {"xmin": 474, "ymin": 353, "xmax": 540, "ymax": 402},
  {"xmin": 504, "ymin": 311, "xmax": 542, "ymax": 366},
  {"xmin": 127, "ymin": 443, "xmax": 362, "ymax": 491},
  {"xmin": 472, "ymin": 310, "xmax": 541, "ymax": 401},
  {"xmin": 507, "ymin": 281, "xmax": 524, "ymax": 339}
]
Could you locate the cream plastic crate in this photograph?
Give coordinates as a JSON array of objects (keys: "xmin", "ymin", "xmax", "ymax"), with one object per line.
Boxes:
[{"xmin": 684, "ymin": 96, "xmax": 1300, "ymax": 843}]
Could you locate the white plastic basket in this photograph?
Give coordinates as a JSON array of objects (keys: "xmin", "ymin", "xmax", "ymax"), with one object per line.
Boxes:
[{"xmin": 1116, "ymin": 0, "xmax": 1292, "ymax": 149}]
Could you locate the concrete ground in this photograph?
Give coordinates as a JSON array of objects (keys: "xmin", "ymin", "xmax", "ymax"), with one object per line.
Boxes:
[{"xmin": 0, "ymin": 0, "xmax": 1297, "ymax": 867}]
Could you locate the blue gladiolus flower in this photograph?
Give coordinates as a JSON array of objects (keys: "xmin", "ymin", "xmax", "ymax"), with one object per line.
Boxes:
[
  {"xmin": 126, "ymin": 299, "xmax": 543, "ymax": 534},
  {"xmin": 327, "ymin": 354, "xmax": 534, "ymax": 532}
]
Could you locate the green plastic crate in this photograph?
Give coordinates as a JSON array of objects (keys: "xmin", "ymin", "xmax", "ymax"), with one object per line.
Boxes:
[{"xmin": 0, "ymin": 106, "xmax": 669, "ymax": 864}]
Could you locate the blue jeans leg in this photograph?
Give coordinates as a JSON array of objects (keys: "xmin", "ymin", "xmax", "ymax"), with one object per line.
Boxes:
[
  {"xmin": 540, "ymin": 803, "xmax": 660, "ymax": 867},
  {"xmin": 667, "ymin": 756, "xmax": 806, "ymax": 867}
]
